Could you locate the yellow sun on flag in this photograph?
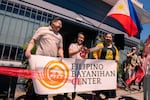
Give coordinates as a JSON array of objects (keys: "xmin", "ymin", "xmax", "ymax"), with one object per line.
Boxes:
[{"xmin": 117, "ymin": 4, "xmax": 124, "ymax": 10}]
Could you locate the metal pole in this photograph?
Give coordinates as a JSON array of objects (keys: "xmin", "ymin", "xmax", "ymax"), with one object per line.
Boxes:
[{"xmin": 7, "ymin": 77, "xmax": 12, "ymax": 100}]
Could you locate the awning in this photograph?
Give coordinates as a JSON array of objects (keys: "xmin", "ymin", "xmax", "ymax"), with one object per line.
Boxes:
[
  {"xmin": 134, "ymin": 5, "xmax": 150, "ymax": 24},
  {"xmin": 13, "ymin": 0, "xmax": 140, "ymax": 44},
  {"xmin": 0, "ymin": 61, "xmax": 22, "ymax": 67}
]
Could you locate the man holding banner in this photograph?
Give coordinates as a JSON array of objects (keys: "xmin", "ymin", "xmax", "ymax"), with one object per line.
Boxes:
[
  {"xmin": 64, "ymin": 32, "xmax": 88, "ymax": 100},
  {"xmin": 93, "ymin": 33, "xmax": 120, "ymax": 99},
  {"xmin": 25, "ymin": 17, "xmax": 64, "ymax": 100}
]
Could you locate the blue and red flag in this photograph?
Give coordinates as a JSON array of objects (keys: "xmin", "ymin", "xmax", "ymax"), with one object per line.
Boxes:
[
  {"xmin": 126, "ymin": 35, "xmax": 150, "ymax": 85},
  {"xmin": 125, "ymin": 64, "xmax": 145, "ymax": 85},
  {"xmin": 107, "ymin": 0, "xmax": 143, "ymax": 37}
]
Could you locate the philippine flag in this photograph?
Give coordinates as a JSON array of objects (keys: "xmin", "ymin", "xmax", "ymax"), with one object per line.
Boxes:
[{"xmin": 107, "ymin": 0, "xmax": 142, "ymax": 37}]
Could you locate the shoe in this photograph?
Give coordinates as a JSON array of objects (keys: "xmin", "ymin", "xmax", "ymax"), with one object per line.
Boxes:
[{"xmin": 100, "ymin": 94, "xmax": 106, "ymax": 99}]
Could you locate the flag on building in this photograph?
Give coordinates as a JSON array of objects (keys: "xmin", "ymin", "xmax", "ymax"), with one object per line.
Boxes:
[{"xmin": 107, "ymin": 0, "xmax": 143, "ymax": 37}]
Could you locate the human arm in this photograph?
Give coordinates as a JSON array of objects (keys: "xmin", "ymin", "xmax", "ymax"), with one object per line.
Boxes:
[
  {"xmin": 93, "ymin": 50, "xmax": 99, "ymax": 59},
  {"xmin": 137, "ymin": 55, "xmax": 142, "ymax": 65},
  {"xmin": 69, "ymin": 48, "xmax": 81, "ymax": 57},
  {"xmin": 25, "ymin": 39, "xmax": 35, "ymax": 58},
  {"xmin": 126, "ymin": 49, "xmax": 136, "ymax": 57},
  {"xmin": 68, "ymin": 44, "xmax": 82, "ymax": 57},
  {"xmin": 84, "ymin": 47, "xmax": 89, "ymax": 58},
  {"xmin": 92, "ymin": 43, "xmax": 103, "ymax": 59},
  {"xmin": 58, "ymin": 47, "xmax": 64, "ymax": 58},
  {"xmin": 25, "ymin": 27, "xmax": 42, "ymax": 58}
]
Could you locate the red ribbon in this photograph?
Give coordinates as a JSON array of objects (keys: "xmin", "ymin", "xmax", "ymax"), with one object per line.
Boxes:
[
  {"xmin": 0, "ymin": 66, "xmax": 36, "ymax": 79},
  {"xmin": 0, "ymin": 66, "xmax": 81, "ymax": 85}
]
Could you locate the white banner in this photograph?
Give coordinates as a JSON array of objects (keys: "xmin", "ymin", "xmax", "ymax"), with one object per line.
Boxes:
[{"xmin": 29, "ymin": 55, "xmax": 117, "ymax": 95}]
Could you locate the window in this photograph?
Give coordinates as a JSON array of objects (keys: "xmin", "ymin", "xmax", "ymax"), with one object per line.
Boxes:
[
  {"xmin": 42, "ymin": 16, "xmax": 47, "ymax": 22},
  {"xmin": 0, "ymin": 1, "xmax": 56, "ymax": 61},
  {"xmin": 0, "ymin": 44, "xmax": 4, "ymax": 59},
  {"xmin": 48, "ymin": 14, "xmax": 52, "ymax": 19},
  {"xmin": 14, "ymin": 3, "xmax": 19, "ymax": 8},
  {"xmin": 47, "ymin": 14, "xmax": 52, "ymax": 23},
  {"xmin": 31, "ymin": 9, "xmax": 37, "ymax": 19},
  {"xmin": 37, "ymin": 11, "xmax": 42, "ymax": 21},
  {"xmin": 31, "ymin": 12, "xmax": 36, "ymax": 19},
  {"xmin": 19, "ymin": 8, "xmax": 25, "ymax": 16},
  {"xmin": 6, "ymin": 5, "xmax": 12, "ymax": 12},
  {"xmin": 3, "ymin": 45, "xmax": 10, "ymax": 60},
  {"xmin": 10, "ymin": 46, "xmax": 17, "ymax": 60},
  {"xmin": 16, "ymin": 48, "xmax": 24, "ymax": 61},
  {"xmin": 43, "ymin": 12, "xmax": 47, "ymax": 17},
  {"xmin": 25, "ymin": 8, "xmax": 31, "ymax": 17},
  {"xmin": 37, "ymin": 14, "xmax": 41, "ymax": 21},
  {"xmin": 13, "ymin": 7, "xmax": 19, "ymax": 14},
  {"xmin": 0, "ymin": 3, "xmax": 6, "ymax": 10},
  {"xmin": 19, "ymin": 5, "xmax": 25, "ymax": 16}
]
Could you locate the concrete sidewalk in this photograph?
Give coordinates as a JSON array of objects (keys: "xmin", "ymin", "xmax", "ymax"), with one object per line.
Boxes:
[{"xmin": 14, "ymin": 85, "xmax": 143, "ymax": 100}]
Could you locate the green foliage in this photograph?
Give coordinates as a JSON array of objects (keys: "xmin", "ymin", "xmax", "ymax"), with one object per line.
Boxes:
[
  {"xmin": 22, "ymin": 43, "xmax": 37, "ymax": 54},
  {"xmin": 22, "ymin": 34, "xmax": 37, "ymax": 54},
  {"xmin": 22, "ymin": 42, "xmax": 37, "ymax": 69},
  {"xmin": 140, "ymin": 40, "xmax": 144, "ymax": 51},
  {"xmin": 117, "ymin": 62, "xmax": 123, "ymax": 76}
]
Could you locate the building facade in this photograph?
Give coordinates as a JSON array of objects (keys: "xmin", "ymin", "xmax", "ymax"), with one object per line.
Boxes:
[{"xmin": 0, "ymin": 0, "xmax": 148, "ymax": 64}]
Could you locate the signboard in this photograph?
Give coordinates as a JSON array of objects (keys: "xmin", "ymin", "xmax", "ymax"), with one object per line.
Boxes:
[{"xmin": 29, "ymin": 55, "xmax": 117, "ymax": 95}]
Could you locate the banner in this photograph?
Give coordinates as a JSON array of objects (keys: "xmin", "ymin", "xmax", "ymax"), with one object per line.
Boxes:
[{"xmin": 29, "ymin": 55, "xmax": 117, "ymax": 95}]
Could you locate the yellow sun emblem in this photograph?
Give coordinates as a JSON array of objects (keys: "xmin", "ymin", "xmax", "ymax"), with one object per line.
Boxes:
[{"xmin": 117, "ymin": 4, "xmax": 124, "ymax": 10}]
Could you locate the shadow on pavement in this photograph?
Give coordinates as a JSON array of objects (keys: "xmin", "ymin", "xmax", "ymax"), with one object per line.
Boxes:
[
  {"xmin": 119, "ymin": 96, "xmax": 137, "ymax": 100},
  {"xmin": 78, "ymin": 93, "xmax": 94, "ymax": 100},
  {"xmin": 53, "ymin": 94, "xmax": 71, "ymax": 100},
  {"xmin": 78, "ymin": 93, "xmax": 105, "ymax": 100},
  {"xmin": 53, "ymin": 93, "xmax": 103, "ymax": 100}
]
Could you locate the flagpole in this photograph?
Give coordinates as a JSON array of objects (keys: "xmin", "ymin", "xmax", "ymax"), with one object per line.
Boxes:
[
  {"xmin": 97, "ymin": 0, "xmax": 118, "ymax": 33},
  {"xmin": 97, "ymin": 15, "xmax": 108, "ymax": 30}
]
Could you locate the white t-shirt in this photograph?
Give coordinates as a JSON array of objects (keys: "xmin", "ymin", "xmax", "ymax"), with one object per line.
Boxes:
[
  {"xmin": 32, "ymin": 26, "xmax": 63, "ymax": 57},
  {"xmin": 69, "ymin": 43, "xmax": 83, "ymax": 59}
]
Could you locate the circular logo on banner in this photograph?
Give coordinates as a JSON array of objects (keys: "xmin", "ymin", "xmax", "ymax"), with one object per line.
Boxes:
[{"xmin": 38, "ymin": 60, "xmax": 69, "ymax": 89}]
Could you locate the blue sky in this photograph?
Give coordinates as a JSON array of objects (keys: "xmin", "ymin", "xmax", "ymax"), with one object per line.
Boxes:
[{"xmin": 138, "ymin": 0, "xmax": 150, "ymax": 41}]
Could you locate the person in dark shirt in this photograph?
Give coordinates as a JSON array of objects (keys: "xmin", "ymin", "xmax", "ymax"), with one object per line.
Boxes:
[{"xmin": 93, "ymin": 33, "xmax": 120, "ymax": 99}]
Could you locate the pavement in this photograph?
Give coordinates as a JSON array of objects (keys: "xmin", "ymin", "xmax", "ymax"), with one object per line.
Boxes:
[{"xmin": 14, "ymin": 84, "xmax": 144, "ymax": 100}]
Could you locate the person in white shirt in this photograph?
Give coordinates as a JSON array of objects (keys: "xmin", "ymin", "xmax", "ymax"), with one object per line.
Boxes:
[{"xmin": 64, "ymin": 32, "xmax": 88, "ymax": 100}]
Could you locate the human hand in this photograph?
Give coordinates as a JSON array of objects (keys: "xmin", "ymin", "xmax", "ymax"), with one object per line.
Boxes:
[
  {"xmin": 132, "ymin": 50, "xmax": 136, "ymax": 54},
  {"xmin": 25, "ymin": 50, "xmax": 31, "ymax": 58},
  {"xmin": 58, "ymin": 56, "xmax": 63, "ymax": 62},
  {"xmin": 78, "ymin": 46, "xmax": 83, "ymax": 52},
  {"xmin": 80, "ymin": 46, "xmax": 88, "ymax": 58}
]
